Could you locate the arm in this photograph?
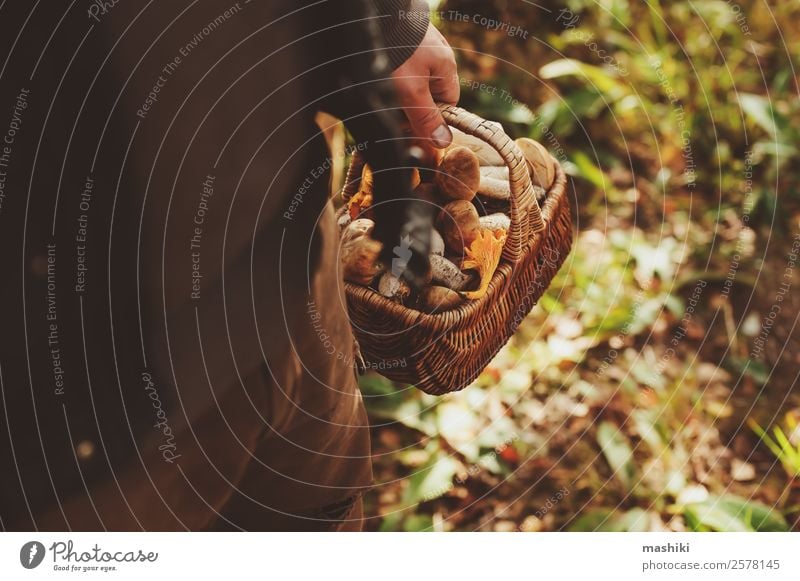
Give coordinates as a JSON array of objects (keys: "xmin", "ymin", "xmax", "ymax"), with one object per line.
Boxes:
[{"xmin": 370, "ymin": 1, "xmax": 460, "ymax": 148}]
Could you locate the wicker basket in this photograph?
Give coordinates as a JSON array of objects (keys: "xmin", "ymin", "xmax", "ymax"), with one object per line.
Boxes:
[{"xmin": 340, "ymin": 104, "xmax": 572, "ymax": 395}]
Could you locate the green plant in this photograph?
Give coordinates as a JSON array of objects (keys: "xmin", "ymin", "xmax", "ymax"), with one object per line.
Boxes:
[{"xmin": 749, "ymin": 413, "xmax": 800, "ymax": 479}]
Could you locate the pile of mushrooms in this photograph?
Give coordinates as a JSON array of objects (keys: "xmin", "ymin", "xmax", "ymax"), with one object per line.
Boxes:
[{"xmin": 338, "ymin": 126, "xmax": 558, "ymax": 314}]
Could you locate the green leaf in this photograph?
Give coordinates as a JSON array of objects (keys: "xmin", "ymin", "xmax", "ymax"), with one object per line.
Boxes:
[
  {"xmin": 608, "ymin": 0, "xmax": 632, "ymax": 27},
  {"xmin": 739, "ymin": 93, "xmax": 779, "ymax": 140},
  {"xmin": 615, "ymin": 508, "xmax": 652, "ymax": 531},
  {"xmin": 629, "ymin": 236, "xmax": 680, "ymax": 282},
  {"xmin": 359, "ymin": 374, "xmax": 407, "ymax": 415},
  {"xmin": 378, "ymin": 511, "xmax": 404, "ymax": 532},
  {"xmin": 570, "ymin": 151, "xmax": 607, "ymax": 189},
  {"xmin": 753, "ymin": 140, "xmax": 798, "ymax": 165},
  {"xmin": 385, "ymin": 399, "xmax": 439, "ymax": 437},
  {"xmin": 477, "ymin": 452, "xmax": 505, "ymax": 476},
  {"xmin": 597, "ymin": 421, "xmax": 637, "ymax": 487},
  {"xmin": 713, "ymin": 494, "xmax": 789, "ymax": 532},
  {"xmin": 569, "ymin": 508, "xmax": 653, "ymax": 531},
  {"xmin": 684, "ymin": 502, "xmax": 751, "ymax": 532},
  {"xmin": 563, "ymin": 89, "xmax": 607, "ymax": 119},
  {"xmin": 632, "ymin": 409, "xmax": 665, "ymax": 453},
  {"xmin": 771, "ymin": 427, "xmax": 798, "ymax": 464},
  {"xmin": 403, "ymin": 514, "xmax": 434, "ymax": 532},
  {"xmin": 568, "ymin": 509, "xmax": 614, "ymax": 531},
  {"xmin": 724, "ymin": 357, "xmax": 769, "ymax": 387},
  {"xmin": 436, "ymin": 401, "xmax": 480, "ymax": 461},
  {"xmin": 684, "ymin": 494, "xmax": 789, "ymax": 532},
  {"xmin": 540, "ymin": 59, "xmax": 627, "ymax": 98},
  {"xmin": 644, "ymin": 0, "xmax": 668, "ymax": 46},
  {"xmin": 402, "ymin": 454, "xmax": 460, "ymax": 505}
]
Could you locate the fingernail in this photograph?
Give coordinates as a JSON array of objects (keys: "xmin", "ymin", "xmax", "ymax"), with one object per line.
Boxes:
[{"xmin": 431, "ymin": 125, "xmax": 452, "ymax": 148}]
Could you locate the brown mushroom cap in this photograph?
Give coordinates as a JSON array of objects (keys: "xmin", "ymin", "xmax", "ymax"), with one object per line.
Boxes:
[
  {"xmin": 515, "ymin": 138, "xmax": 556, "ymax": 190},
  {"xmin": 337, "ymin": 212, "xmax": 352, "ymax": 232},
  {"xmin": 436, "ymin": 199, "xmax": 481, "ymax": 255},
  {"xmin": 340, "ymin": 237, "xmax": 384, "ymax": 286},
  {"xmin": 435, "ymin": 146, "xmax": 480, "ymax": 202}
]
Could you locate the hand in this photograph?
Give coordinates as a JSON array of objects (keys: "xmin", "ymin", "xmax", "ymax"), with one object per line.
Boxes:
[{"xmin": 391, "ymin": 23, "xmax": 459, "ymax": 149}]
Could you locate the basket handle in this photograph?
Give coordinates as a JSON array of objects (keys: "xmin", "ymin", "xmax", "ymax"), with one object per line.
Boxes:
[
  {"xmin": 439, "ymin": 104, "xmax": 545, "ymax": 264},
  {"xmin": 341, "ymin": 104, "xmax": 546, "ymax": 264}
]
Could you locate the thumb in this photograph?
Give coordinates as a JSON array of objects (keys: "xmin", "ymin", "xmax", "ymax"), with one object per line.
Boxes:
[{"xmin": 395, "ymin": 78, "xmax": 452, "ymax": 148}]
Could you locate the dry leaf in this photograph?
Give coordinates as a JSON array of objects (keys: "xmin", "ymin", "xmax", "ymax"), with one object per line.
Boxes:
[
  {"xmin": 348, "ymin": 189, "xmax": 372, "ymax": 220},
  {"xmin": 348, "ymin": 165, "xmax": 373, "ymax": 219},
  {"xmin": 460, "ymin": 228, "xmax": 506, "ymax": 300}
]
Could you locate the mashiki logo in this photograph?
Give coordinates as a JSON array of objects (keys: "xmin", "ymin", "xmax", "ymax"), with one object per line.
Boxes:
[{"xmin": 19, "ymin": 541, "xmax": 46, "ymax": 569}]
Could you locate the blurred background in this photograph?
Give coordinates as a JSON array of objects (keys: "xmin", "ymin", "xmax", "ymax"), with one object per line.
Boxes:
[{"xmin": 346, "ymin": 0, "xmax": 800, "ymax": 531}]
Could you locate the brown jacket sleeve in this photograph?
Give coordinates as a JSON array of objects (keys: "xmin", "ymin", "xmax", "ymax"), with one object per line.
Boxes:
[{"xmin": 370, "ymin": 0, "xmax": 430, "ymax": 69}]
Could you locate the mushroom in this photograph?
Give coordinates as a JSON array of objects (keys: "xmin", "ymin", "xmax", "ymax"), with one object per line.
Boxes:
[
  {"xmin": 450, "ymin": 127, "xmax": 505, "ymax": 166},
  {"xmin": 341, "ymin": 218, "xmax": 375, "ymax": 245},
  {"xmin": 378, "ymin": 272, "xmax": 411, "ymax": 302},
  {"xmin": 480, "ymin": 166, "xmax": 509, "ymax": 180},
  {"xmin": 337, "ymin": 212, "xmax": 352, "ymax": 231},
  {"xmin": 479, "ymin": 213, "xmax": 511, "ymax": 232},
  {"xmin": 419, "ymin": 285, "xmax": 464, "ymax": 313},
  {"xmin": 515, "ymin": 138, "xmax": 556, "ymax": 190},
  {"xmin": 429, "ymin": 254, "xmax": 474, "ymax": 291},
  {"xmin": 472, "ymin": 196, "xmax": 510, "ymax": 217},
  {"xmin": 460, "ymin": 229, "xmax": 507, "ymax": 300},
  {"xmin": 476, "ymin": 174, "xmax": 548, "ymax": 201},
  {"xmin": 477, "ymin": 175, "xmax": 511, "ymax": 200},
  {"xmin": 341, "ymin": 237, "xmax": 384, "ymax": 285},
  {"xmin": 436, "ymin": 200, "xmax": 481, "ymax": 255},
  {"xmin": 435, "ymin": 146, "xmax": 480, "ymax": 201}
]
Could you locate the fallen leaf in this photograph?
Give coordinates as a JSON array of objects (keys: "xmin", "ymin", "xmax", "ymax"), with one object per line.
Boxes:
[
  {"xmin": 348, "ymin": 165, "xmax": 373, "ymax": 219},
  {"xmin": 460, "ymin": 228, "xmax": 507, "ymax": 300},
  {"xmin": 348, "ymin": 189, "xmax": 372, "ymax": 220}
]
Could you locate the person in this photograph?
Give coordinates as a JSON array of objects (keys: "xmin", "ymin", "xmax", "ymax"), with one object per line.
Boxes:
[{"xmin": 0, "ymin": 0, "xmax": 458, "ymax": 530}]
